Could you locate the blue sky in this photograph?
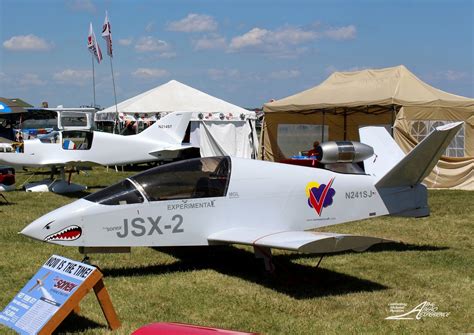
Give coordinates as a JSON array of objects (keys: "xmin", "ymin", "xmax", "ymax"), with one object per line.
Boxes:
[{"xmin": 0, "ymin": 0, "xmax": 472, "ymax": 109}]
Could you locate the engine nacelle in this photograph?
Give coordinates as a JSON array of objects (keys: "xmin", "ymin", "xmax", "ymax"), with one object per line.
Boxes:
[{"xmin": 317, "ymin": 141, "xmax": 374, "ymax": 164}]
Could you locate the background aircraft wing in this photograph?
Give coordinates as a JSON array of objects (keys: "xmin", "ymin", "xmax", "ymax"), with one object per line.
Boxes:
[{"xmin": 208, "ymin": 228, "xmax": 391, "ymax": 254}]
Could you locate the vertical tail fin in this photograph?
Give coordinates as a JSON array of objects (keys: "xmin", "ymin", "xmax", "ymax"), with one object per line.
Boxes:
[
  {"xmin": 359, "ymin": 126, "xmax": 405, "ymax": 180},
  {"xmin": 360, "ymin": 122, "xmax": 463, "ymax": 188},
  {"xmin": 376, "ymin": 122, "xmax": 462, "ymax": 188},
  {"xmin": 360, "ymin": 122, "xmax": 463, "ymax": 217},
  {"xmin": 137, "ymin": 111, "xmax": 192, "ymax": 144}
]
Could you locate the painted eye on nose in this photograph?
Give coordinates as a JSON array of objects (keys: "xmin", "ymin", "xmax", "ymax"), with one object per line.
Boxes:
[{"xmin": 43, "ymin": 221, "xmax": 54, "ymax": 230}]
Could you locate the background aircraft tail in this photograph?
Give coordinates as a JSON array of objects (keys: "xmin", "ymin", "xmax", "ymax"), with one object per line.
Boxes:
[
  {"xmin": 137, "ymin": 111, "xmax": 192, "ymax": 144},
  {"xmin": 360, "ymin": 122, "xmax": 463, "ymax": 217}
]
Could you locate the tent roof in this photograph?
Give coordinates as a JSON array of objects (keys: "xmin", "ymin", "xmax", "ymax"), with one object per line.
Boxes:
[
  {"xmin": 0, "ymin": 97, "xmax": 28, "ymax": 114},
  {"xmin": 264, "ymin": 65, "xmax": 474, "ymax": 113},
  {"xmin": 99, "ymin": 80, "xmax": 252, "ymax": 116}
]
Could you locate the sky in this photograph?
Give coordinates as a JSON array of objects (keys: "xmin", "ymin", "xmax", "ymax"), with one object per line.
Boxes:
[{"xmin": 0, "ymin": 0, "xmax": 473, "ymax": 109}]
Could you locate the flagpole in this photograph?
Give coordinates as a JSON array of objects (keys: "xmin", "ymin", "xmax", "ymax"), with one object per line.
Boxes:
[
  {"xmin": 102, "ymin": 11, "xmax": 118, "ymax": 133},
  {"xmin": 92, "ymin": 53, "xmax": 96, "ymax": 108},
  {"xmin": 109, "ymin": 57, "xmax": 119, "ymax": 133}
]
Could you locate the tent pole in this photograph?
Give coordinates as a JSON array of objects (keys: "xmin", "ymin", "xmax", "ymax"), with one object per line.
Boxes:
[
  {"xmin": 248, "ymin": 118, "xmax": 257, "ymax": 159},
  {"xmin": 91, "ymin": 54, "xmax": 96, "ymax": 108},
  {"xmin": 109, "ymin": 56, "xmax": 119, "ymax": 134},
  {"xmin": 259, "ymin": 117, "xmax": 265, "ymax": 160},
  {"xmin": 321, "ymin": 111, "xmax": 326, "ymax": 142},
  {"xmin": 391, "ymin": 105, "xmax": 396, "ymax": 136}
]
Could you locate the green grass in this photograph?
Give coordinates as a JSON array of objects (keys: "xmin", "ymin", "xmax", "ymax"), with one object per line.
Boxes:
[{"xmin": 0, "ymin": 167, "xmax": 473, "ymax": 334}]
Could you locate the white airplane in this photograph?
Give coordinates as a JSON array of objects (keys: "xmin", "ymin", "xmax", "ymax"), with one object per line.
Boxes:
[
  {"xmin": 20, "ymin": 122, "xmax": 462, "ymax": 270},
  {"xmin": 0, "ymin": 112, "xmax": 192, "ymax": 193}
]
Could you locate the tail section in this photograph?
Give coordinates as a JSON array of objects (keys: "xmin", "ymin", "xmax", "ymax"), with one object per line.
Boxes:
[
  {"xmin": 360, "ymin": 122, "xmax": 463, "ymax": 217},
  {"xmin": 137, "ymin": 111, "xmax": 191, "ymax": 144},
  {"xmin": 360, "ymin": 122, "xmax": 463, "ymax": 188},
  {"xmin": 359, "ymin": 126, "xmax": 405, "ymax": 180},
  {"xmin": 375, "ymin": 122, "xmax": 462, "ymax": 188}
]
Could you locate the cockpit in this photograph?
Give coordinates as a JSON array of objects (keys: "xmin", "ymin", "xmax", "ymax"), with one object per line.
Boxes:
[{"xmin": 84, "ymin": 157, "xmax": 231, "ymax": 205}]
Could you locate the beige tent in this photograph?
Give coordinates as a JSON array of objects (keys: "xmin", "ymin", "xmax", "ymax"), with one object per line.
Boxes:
[{"xmin": 262, "ymin": 65, "xmax": 473, "ymax": 190}]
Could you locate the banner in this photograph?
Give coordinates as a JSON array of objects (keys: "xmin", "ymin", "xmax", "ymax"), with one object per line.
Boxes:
[
  {"xmin": 88, "ymin": 22, "xmax": 103, "ymax": 63},
  {"xmin": 102, "ymin": 11, "xmax": 113, "ymax": 57}
]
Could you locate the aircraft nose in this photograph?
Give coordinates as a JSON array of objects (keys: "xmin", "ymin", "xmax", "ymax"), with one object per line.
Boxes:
[
  {"xmin": 20, "ymin": 216, "xmax": 52, "ymax": 241},
  {"xmin": 20, "ymin": 199, "xmax": 94, "ymax": 242}
]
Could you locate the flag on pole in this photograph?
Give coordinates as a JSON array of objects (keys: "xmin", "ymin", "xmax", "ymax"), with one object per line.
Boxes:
[
  {"xmin": 102, "ymin": 11, "xmax": 113, "ymax": 57},
  {"xmin": 87, "ymin": 22, "xmax": 103, "ymax": 63}
]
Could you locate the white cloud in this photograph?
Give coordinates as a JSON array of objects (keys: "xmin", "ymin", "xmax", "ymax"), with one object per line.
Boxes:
[
  {"xmin": 118, "ymin": 38, "xmax": 133, "ymax": 46},
  {"xmin": 228, "ymin": 24, "xmax": 356, "ymax": 57},
  {"xmin": 135, "ymin": 36, "xmax": 170, "ymax": 52},
  {"xmin": 18, "ymin": 73, "xmax": 46, "ymax": 87},
  {"xmin": 132, "ymin": 68, "xmax": 169, "ymax": 79},
  {"xmin": 229, "ymin": 26, "xmax": 318, "ymax": 51},
  {"xmin": 229, "ymin": 28, "xmax": 269, "ymax": 50},
  {"xmin": 228, "ymin": 26, "xmax": 317, "ymax": 58},
  {"xmin": 3, "ymin": 34, "xmax": 53, "ymax": 51},
  {"xmin": 53, "ymin": 69, "xmax": 92, "ymax": 86},
  {"xmin": 323, "ymin": 25, "xmax": 356, "ymax": 40},
  {"xmin": 167, "ymin": 13, "xmax": 217, "ymax": 32},
  {"xmin": 193, "ymin": 34, "xmax": 227, "ymax": 50},
  {"xmin": 66, "ymin": 0, "xmax": 96, "ymax": 13},
  {"xmin": 269, "ymin": 70, "xmax": 301, "ymax": 79}
]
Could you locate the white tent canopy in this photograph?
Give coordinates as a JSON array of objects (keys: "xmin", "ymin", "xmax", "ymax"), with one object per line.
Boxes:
[{"xmin": 96, "ymin": 80, "xmax": 258, "ymax": 159}]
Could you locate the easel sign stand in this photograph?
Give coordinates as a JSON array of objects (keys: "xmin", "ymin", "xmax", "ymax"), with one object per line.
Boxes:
[{"xmin": 0, "ymin": 255, "xmax": 120, "ymax": 334}]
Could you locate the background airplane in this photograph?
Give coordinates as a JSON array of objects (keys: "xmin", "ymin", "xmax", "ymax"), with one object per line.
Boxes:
[
  {"xmin": 0, "ymin": 112, "xmax": 192, "ymax": 193},
  {"xmin": 21, "ymin": 122, "xmax": 462, "ymax": 270}
]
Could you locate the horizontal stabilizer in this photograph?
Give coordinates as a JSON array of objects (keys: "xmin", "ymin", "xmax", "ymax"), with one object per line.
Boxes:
[
  {"xmin": 208, "ymin": 228, "xmax": 391, "ymax": 254},
  {"xmin": 376, "ymin": 122, "xmax": 463, "ymax": 188}
]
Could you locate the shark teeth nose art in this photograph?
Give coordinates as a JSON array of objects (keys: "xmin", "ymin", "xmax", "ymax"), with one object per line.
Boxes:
[{"xmin": 44, "ymin": 225, "xmax": 82, "ymax": 241}]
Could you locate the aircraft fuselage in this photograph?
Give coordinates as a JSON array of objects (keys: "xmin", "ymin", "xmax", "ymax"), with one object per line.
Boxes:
[{"xmin": 21, "ymin": 157, "xmax": 392, "ymax": 247}]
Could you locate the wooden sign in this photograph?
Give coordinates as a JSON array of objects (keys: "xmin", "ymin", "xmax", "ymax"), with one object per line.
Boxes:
[{"xmin": 0, "ymin": 255, "xmax": 120, "ymax": 334}]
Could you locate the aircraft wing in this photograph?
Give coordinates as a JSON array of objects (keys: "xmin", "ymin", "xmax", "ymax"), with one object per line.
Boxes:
[{"xmin": 208, "ymin": 228, "xmax": 392, "ymax": 254}]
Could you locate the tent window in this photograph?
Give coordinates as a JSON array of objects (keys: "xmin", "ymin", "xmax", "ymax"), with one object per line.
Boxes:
[
  {"xmin": 277, "ymin": 124, "xmax": 328, "ymax": 158},
  {"xmin": 410, "ymin": 120, "xmax": 465, "ymax": 157}
]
